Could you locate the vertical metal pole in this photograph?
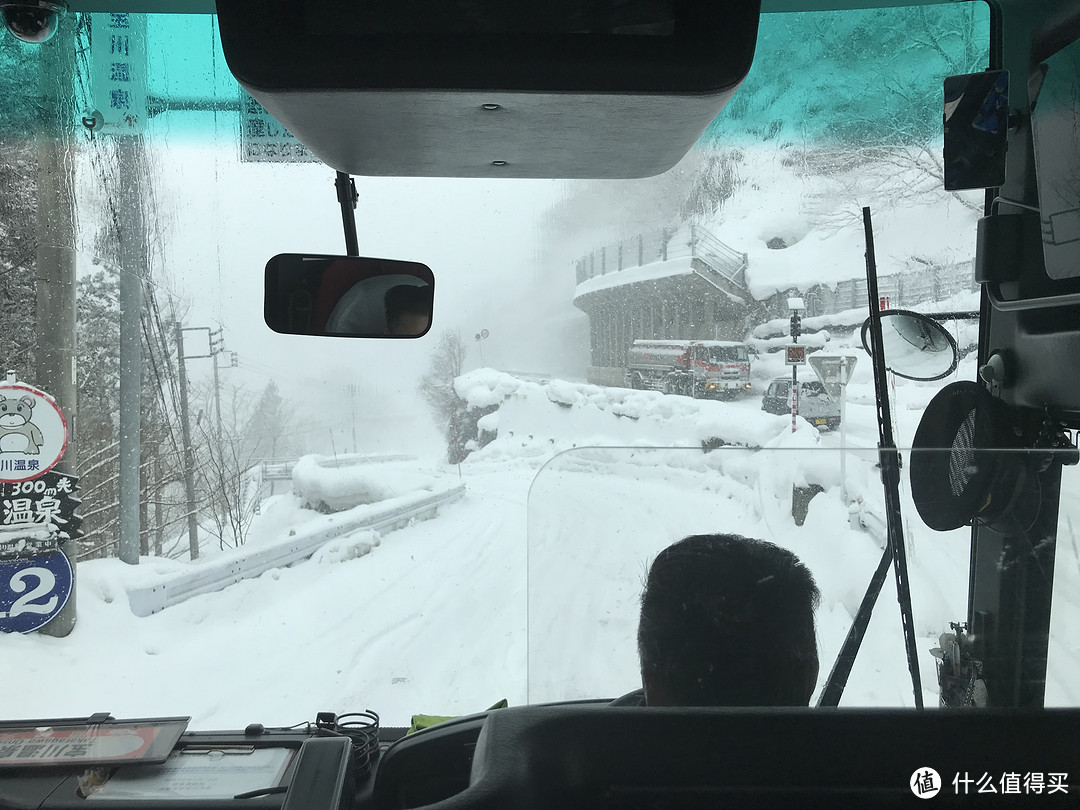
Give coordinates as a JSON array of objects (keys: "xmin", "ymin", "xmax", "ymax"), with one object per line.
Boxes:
[
  {"xmin": 153, "ymin": 450, "xmax": 163, "ymax": 556},
  {"xmin": 335, "ymin": 172, "xmax": 360, "ymax": 257},
  {"xmin": 791, "ymin": 364, "xmax": 798, "ymax": 433},
  {"xmin": 117, "ymin": 137, "xmax": 146, "ymax": 566},
  {"xmin": 34, "ymin": 14, "xmax": 78, "ymax": 636},
  {"xmin": 174, "ymin": 322, "xmax": 200, "ymax": 560},
  {"xmin": 791, "ymin": 314, "xmax": 799, "ymax": 434},
  {"xmin": 212, "ymin": 346, "xmax": 222, "ymax": 446},
  {"xmin": 840, "ymin": 377, "xmax": 849, "ymax": 502}
]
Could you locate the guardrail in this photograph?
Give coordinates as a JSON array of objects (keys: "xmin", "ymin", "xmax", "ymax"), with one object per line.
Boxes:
[
  {"xmin": 573, "ymin": 223, "xmax": 747, "ymax": 288},
  {"xmin": 257, "ymin": 453, "xmax": 418, "ymax": 481},
  {"xmin": 127, "ymin": 482, "xmax": 466, "ymax": 617}
]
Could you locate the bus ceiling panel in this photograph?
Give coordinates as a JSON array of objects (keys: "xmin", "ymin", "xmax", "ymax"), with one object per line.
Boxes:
[
  {"xmin": 214, "ymin": 0, "xmax": 760, "ymax": 179},
  {"xmin": 60, "ymin": 0, "xmax": 1080, "ymax": 20},
  {"xmin": 65, "ymin": 0, "xmax": 214, "ymax": 10}
]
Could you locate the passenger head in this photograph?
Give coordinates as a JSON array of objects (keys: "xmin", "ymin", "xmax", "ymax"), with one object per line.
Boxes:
[
  {"xmin": 384, "ymin": 284, "xmax": 432, "ymax": 335},
  {"xmin": 637, "ymin": 533, "xmax": 820, "ymax": 707}
]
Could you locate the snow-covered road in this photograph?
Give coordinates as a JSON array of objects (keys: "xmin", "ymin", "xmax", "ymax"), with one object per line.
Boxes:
[{"xmin": 3, "ymin": 368, "xmax": 1080, "ymax": 729}]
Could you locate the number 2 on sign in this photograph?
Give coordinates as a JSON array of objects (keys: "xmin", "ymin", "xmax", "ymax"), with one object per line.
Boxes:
[{"xmin": 7, "ymin": 567, "xmax": 58, "ymax": 617}]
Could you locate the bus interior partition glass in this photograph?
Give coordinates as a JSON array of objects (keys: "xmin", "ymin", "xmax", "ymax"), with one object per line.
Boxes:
[{"xmin": 3, "ymin": 0, "xmax": 1079, "ymax": 734}]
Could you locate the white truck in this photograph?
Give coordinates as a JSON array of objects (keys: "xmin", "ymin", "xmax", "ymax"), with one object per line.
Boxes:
[{"xmin": 626, "ymin": 339, "xmax": 752, "ymax": 399}]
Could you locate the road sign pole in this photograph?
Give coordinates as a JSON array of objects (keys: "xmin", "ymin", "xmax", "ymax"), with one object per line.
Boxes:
[
  {"xmin": 791, "ymin": 364, "xmax": 798, "ymax": 434},
  {"xmin": 840, "ymin": 379, "xmax": 848, "ymax": 502},
  {"xmin": 788, "ymin": 299, "xmax": 802, "ymax": 434},
  {"xmin": 807, "ymin": 354, "xmax": 858, "ymax": 502}
]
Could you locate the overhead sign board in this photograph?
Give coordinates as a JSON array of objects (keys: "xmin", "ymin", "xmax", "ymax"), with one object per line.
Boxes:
[
  {"xmin": 91, "ymin": 13, "xmax": 148, "ymax": 134},
  {"xmin": 785, "ymin": 345, "xmax": 807, "ymax": 366},
  {"xmin": 239, "ymin": 93, "xmax": 320, "ymax": 164},
  {"xmin": 0, "ymin": 383, "xmax": 68, "ymax": 483},
  {"xmin": 808, "ymin": 354, "xmax": 859, "ymax": 400}
]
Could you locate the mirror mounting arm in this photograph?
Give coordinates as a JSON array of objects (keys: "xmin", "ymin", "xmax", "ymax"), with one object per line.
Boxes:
[{"xmin": 334, "ymin": 171, "xmax": 360, "ymax": 257}]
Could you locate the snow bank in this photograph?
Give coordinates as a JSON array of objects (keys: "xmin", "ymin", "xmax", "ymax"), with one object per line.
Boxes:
[
  {"xmin": 455, "ymin": 368, "xmax": 822, "ymax": 460},
  {"xmin": 292, "ymin": 454, "xmax": 440, "ymax": 512}
]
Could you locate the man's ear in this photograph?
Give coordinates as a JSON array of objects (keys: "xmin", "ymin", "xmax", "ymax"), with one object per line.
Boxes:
[{"xmin": 642, "ymin": 671, "xmax": 671, "ymax": 707}]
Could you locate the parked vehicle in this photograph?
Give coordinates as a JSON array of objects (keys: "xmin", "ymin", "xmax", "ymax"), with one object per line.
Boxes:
[
  {"xmin": 761, "ymin": 376, "xmax": 840, "ymax": 430},
  {"xmin": 627, "ymin": 340, "xmax": 751, "ymax": 399}
]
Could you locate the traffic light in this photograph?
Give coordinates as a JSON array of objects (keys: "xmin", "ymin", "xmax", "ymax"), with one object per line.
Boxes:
[{"xmin": 790, "ymin": 312, "xmax": 801, "ymax": 339}]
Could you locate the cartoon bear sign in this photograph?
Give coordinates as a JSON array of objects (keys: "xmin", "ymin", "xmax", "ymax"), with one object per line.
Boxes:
[
  {"xmin": 0, "ymin": 379, "xmax": 68, "ymax": 483},
  {"xmin": 0, "ymin": 397, "xmax": 44, "ymax": 454}
]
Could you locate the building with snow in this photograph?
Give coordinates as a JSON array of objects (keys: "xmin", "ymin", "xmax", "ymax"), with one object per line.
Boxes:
[
  {"xmin": 572, "ymin": 221, "xmax": 977, "ymax": 386},
  {"xmin": 572, "ymin": 223, "xmax": 753, "ymax": 385}
]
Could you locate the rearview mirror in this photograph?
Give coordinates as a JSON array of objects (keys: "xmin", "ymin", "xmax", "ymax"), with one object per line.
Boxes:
[
  {"xmin": 264, "ymin": 254, "xmax": 434, "ymax": 338},
  {"xmin": 861, "ymin": 310, "xmax": 959, "ymax": 381},
  {"xmin": 943, "ymin": 70, "xmax": 1009, "ymax": 190}
]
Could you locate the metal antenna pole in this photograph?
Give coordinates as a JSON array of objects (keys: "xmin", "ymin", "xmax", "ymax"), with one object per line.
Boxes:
[{"xmin": 335, "ymin": 171, "xmax": 359, "ymax": 257}]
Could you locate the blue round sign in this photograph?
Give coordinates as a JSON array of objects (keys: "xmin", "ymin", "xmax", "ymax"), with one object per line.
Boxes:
[{"xmin": 0, "ymin": 552, "xmax": 73, "ymax": 634}]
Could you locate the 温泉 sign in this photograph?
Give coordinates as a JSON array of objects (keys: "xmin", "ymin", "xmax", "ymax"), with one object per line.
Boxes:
[
  {"xmin": 785, "ymin": 345, "xmax": 807, "ymax": 366},
  {"xmin": 0, "ymin": 383, "xmax": 68, "ymax": 483},
  {"xmin": 91, "ymin": 13, "xmax": 148, "ymax": 134},
  {"xmin": 0, "ymin": 552, "xmax": 73, "ymax": 634},
  {"xmin": 0, "ymin": 379, "xmax": 77, "ymax": 634},
  {"xmin": 1, "ymin": 471, "xmax": 82, "ymax": 554}
]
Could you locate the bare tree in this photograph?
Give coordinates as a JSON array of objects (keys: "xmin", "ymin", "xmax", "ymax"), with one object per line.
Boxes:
[
  {"xmin": 189, "ymin": 380, "xmax": 298, "ymax": 550},
  {"xmin": 191, "ymin": 383, "xmax": 257, "ymax": 549},
  {"xmin": 420, "ymin": 330, "xmax": 466, "ymax": 425},
  {"xmin": 419, "ymin": 330, "xmax": 473, "ymax": 461}
]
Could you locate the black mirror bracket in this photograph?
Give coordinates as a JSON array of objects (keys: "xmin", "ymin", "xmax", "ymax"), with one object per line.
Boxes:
[
  {"xmin": 334, "ymin": 171, "xmax": 360, "ymax": 257},
  {"xmin": 1035, "ymin": 409, "xmax": 1080, "ymax": 468}
]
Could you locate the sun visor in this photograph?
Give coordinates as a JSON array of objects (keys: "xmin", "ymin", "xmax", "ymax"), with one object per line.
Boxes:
[{"xmin": 214, "ymin": 0, "xmax": 761, "ymax": 179}]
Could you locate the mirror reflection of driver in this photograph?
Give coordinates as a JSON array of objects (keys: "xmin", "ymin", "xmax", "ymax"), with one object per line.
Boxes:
[{"xmin": 384, "ymin": 284, "xmax": 433, "ymax": 335}]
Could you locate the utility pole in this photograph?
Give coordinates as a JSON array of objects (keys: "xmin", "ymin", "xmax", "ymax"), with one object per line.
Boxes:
[
  {"xmin": 116, "ymin": 136, "xmax": 149, "ymax": 566},
  {"xmin": 35, "ymin": 13, "xmax": 78, "ymax": 637},
  {"xmin": 209, "ymin": 328, "xmax": 224, "ymax": 445},
  {"xmin": 345, "ymin": 383, "xmax": 358, "ymax": 453},
  {"xmin": 173, "ymin": 325, "xmax": 224, "ymax": 560},
  {"xmin": 174, "ymin": 322, "xmax": 200, "ymax": 560}
]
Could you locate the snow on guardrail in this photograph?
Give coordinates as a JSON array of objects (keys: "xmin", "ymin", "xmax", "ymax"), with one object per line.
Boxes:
[{"xmin": 127, "ymin": 481, "xmax": 465, "ymax": 617}]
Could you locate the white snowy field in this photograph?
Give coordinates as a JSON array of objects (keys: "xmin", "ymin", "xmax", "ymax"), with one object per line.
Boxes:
[{"xmin": 3, "ymin": 350, "xmax": 1080, "ymax": 730}]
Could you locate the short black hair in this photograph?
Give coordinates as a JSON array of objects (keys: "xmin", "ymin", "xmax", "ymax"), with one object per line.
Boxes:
[
  {"xmin": 384, "ymin": 284, "xmax": 432, "ymax": 332},
  {"xmin": 638, "ymin": 534, "xmax": 820, "ymax": 707}
]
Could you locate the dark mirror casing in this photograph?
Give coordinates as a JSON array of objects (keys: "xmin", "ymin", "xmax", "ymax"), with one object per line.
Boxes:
[
  {"xmin": 943, "ymin": 70, "xmax": 1009, "ymax": 191},
  {"xmin": 265, "ymin": 254, "xmax": 434, "ymax": 338}
]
